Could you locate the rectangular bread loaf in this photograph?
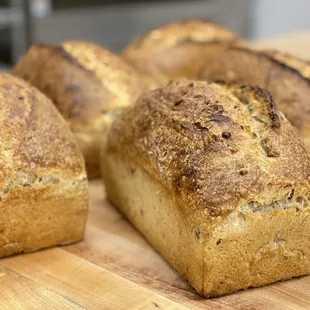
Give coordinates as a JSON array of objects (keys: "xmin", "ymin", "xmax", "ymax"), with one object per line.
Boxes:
[{"xmin": 101, "ymin": 80, "xmax": 310, "ymax": 297}]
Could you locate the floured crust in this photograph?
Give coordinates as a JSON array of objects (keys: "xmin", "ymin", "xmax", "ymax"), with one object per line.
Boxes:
[
  {"xmin": 102, "ymin": 79, "xmax": 310, "ymax": 297},
  {"xmin": 122, "ymin": 19, "xmax": 242, "ymax": 86},
  {"xmin": 199, "ymin": 46, "xmax": 310, "ymax": 150},
  {"xmin": 13, "ymin": 41, "xmax": 145, "ymax": 178},
  {"xmin": 0, "ymin": 73, "xmax": 88, "ymax": 257}
]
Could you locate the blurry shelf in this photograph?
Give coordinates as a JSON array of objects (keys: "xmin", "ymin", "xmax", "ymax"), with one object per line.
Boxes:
[
  {"xmin": 33, "ymin": 0, "xmax": 252, "ymax": 51},
  {"xmin": 0, "ymin": 62, "xmax": 10, "ymax": 71},
  {"xmin": 0, "ymin": 7, "xmax": 24, "ymax": 28},
  {"xmin": 0, "ymin": 0, "xmax": 31, "ymax": 63}
]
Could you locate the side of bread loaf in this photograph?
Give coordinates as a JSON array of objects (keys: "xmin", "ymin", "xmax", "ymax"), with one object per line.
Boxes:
[
  {"xmin": 101, "ymin": 80, "xmax": 310, "ymax": 297},
  {"xmin": 0, "ymin": 73, "xmax": 88, "ymax": 257},
  {"xmin": 199, "ymin": 47, "xmax": 310, "ymax": 150},
  {"xmin": 122, "ymin": 19, "xmax": 242, "ymax": 87},
  {"xmin": 13, "ymin": 41, "xmax": 144, "ymax": 178}
]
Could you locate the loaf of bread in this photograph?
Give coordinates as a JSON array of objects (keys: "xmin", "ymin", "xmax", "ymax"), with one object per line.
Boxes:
[
  {"xmin": 0, "ymin": 72, "xmax": 88, "ymax": 258},
  {"xmin": 13, "ymin": 41, "xmax": 145, "ymax": 178},
  {"xmin": 101, "ymin": 79, "xmax": 310, "ymax": 297},
  {"xmin": 199, "ymin": 47, "xmax": 310, "ymax": 151},
  {"xmin": 121, "ymin": 19, "xmax": 242, "ymax": 87}
]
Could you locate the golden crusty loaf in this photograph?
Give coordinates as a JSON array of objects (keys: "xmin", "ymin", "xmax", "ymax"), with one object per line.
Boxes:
[
  {"xmin": 199, "ymin": 46, "xmax": 310, "ymax": 151},
  {"xmin": 13, "ymin": 40, "xmax": 145, "ymax": 178},
  {"xmin": 121, "ymin": 19, "xmax": 242, "ymax": 87},
  {"xmin": 101, "ymin": 79, "xmax": 310, "ymax": 297},
  {"xmin": 0, "ymin": 72, "xmax": 88, "ymax": 257}
]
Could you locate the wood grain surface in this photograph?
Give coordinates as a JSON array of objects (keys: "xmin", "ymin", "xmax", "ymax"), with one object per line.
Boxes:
[{"xmin": 1, "ymin": 33, "xmax": 310, "ymax": 309}]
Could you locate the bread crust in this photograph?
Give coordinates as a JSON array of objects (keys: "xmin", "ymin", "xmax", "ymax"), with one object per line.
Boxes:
[
  {"xmin": 13, "ymin": 41, "xmax": 144, "ymax": 178},
  {"xmin": 122, "ymin": 19, "xmax": 242, "ymax": 87},
  {"xmin": 0, "ymin": 73, "xmax": 88, "ymax": 257},
  {"xmin": 102, "ymin": 80, "xmax": 310, "ymax": 297},
  {"xmin": 106, "ymin": 80, "xmax": 308, "ymax": 216},
  {"xmin": 199, "ymin": 47, "xmax": 310, "ymax": 151}
]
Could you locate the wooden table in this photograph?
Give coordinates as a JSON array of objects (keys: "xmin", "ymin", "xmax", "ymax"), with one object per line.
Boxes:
[{"xmin": 1, "ymin": 33, "xmax": 310, "ymax": 310}]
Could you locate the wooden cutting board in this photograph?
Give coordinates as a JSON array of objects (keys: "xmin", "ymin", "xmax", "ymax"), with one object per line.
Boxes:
[{"xmin": 1, "ymin": 33, "xmax": 310, "ymax": 310}]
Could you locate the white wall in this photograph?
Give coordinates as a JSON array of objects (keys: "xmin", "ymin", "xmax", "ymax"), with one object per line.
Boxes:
[{"xmin": 252, "ymin": 0, "xmax": 310, "ymax": 39}]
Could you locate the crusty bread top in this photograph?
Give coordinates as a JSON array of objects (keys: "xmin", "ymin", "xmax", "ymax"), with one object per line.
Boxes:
[
  {"xmin": 0, "ymin": 72, "xmax": 86, "ymax": 195},
  {"xmin": 199, "ymin": 46, "xmax": 310, "ymax": 144},
  {"xmin": 121, "ymin": 20, "xmax": 242, "ymax": 88},
  {"xmin": 13, "ymin": 41, "xmax": 144, "ymax": 132},
  {"xmin": 62, "ymin": 41, "xmax": 143, "ymax": 106},
  {"xmin": 106, "ymin": 80, "xmax": 309, "ymax": 218},
  {"xmin": 263, "ymin": 49, "xmax": 310, "ymax": 79},
  {"xmin": 200, "ymin": 46, "xmax": 310, "ymax": 81},
  {"xmin": 122, "ymin": 19, "xmax": 239, "ymax": 58}
]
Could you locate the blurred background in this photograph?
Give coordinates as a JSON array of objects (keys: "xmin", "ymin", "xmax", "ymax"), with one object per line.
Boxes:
[{"xmin": 0, "ymin": 0, "xmax": 309, "ymax": 69}]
